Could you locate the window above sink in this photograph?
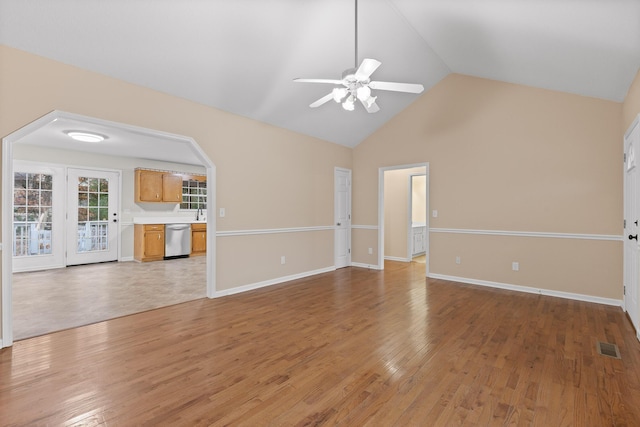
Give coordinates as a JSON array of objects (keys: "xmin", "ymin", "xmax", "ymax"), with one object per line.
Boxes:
[{"xmin": 180, "ymin": 176, "xmax": 207, "ymax": 210}]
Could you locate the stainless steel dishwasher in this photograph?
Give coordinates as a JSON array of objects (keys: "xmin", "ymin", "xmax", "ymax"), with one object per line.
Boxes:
[{"xmin": 164, "ymin": 223, "xmax": 191, "ymax": 259}]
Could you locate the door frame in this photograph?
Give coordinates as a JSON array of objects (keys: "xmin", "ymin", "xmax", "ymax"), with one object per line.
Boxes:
[
  {"xmin": 1, "ymin": 110, "xmax": 217, "ymax": 348},
  {"xmin": 623, "ymin": 114, "xmax": 640, "ymax": 341},
  {"xmin": 378, "ymin": 162, "xmax": 429, "ymax": 277},
  {"xmin": 334, "ymin": 167, "xmax": 352, "ymax": 268}
]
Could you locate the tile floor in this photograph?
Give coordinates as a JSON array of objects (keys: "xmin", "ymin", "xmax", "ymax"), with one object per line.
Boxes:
[{"xmin": 12, "ymin": 256, "xmax": 207, "ymax": 340}]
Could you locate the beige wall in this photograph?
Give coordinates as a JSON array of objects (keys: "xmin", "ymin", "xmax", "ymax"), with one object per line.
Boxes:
[
  {"xmin": 412, "ymin": 175, "xmax": 427, "ymax": 224},
  {"xmin": 353, "ymin": 74, "xmax": 623, "ymax": 299},
  {"xmin": 0, "ymin": 46, "xmax": 352, "ymax": 341},
  {"xmin": 624, "ymin": 69, "xmax": 640, "ymax": 133}
]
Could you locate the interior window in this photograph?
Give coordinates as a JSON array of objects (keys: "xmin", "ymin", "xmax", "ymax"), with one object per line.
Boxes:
[{"xmin": 180, "ymin": 179, "xmax": 207, "ymax": 210}]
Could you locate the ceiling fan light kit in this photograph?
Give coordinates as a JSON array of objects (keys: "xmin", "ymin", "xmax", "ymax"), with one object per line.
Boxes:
[{"xmin": 294, "ymin": 0, "xmax": 424, "ymax": 114}]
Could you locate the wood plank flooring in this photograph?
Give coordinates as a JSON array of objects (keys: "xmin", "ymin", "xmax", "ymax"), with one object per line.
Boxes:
[{"xmin": 1, "ymin": 260, "xmax": 640, "ymax": 425}]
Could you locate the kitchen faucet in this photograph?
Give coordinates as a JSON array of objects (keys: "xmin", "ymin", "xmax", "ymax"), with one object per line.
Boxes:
[{"xmin": 196, "ymin": 207, "xmax": 203, "ymax": 221}]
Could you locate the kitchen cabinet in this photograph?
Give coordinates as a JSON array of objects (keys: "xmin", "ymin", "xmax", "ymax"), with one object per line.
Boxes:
[
  {"xmin": 134, "ymin": 224, "xmax": 165, "ymax": 262},
  {"xmin": 191, "ymin": 223, "xmax": 207, "ymax": 256},
  {"xmin": 162, "ymin": 174, "xmax": 183, "ymax": 203},
  {"xmin": 135, "ymin": 169, "xmax": 183, "ymax": 203},
  {"xmin": 412, "ymin": 226, "xmax": 426, "ymax": 256}
]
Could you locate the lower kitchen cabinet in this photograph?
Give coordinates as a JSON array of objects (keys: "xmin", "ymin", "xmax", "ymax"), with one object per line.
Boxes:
[
  {"xmin": 134, "ymin": 224, "xmax": 165, "ymax": 262},
  {"xmin": 191, "ymin": 223, "xmax": 206, "ymax": 256}
]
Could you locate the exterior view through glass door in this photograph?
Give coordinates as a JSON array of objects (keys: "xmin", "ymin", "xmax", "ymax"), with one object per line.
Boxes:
[
  {"xmin": 12, "ymin": 162, "xmax": 65, "ymax": 272},
  {"xmin": 66, "ymin": 168, "xmax": 120, "ymax": 266}
]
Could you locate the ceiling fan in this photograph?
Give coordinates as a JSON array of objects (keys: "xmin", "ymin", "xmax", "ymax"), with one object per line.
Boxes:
[{"xmin": 294, "ymin": 0, "xmax": 424, "ymax": 113}]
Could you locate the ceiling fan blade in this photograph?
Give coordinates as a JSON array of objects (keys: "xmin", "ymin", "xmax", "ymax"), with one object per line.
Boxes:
[
  {"xmin": 310, "ymin": 93, "xmax": 334, "ymax": 108},
  {"xmin": 294, "ymin": 78, "xmax": 344, "ymax": 85},
  {"xmin": 354, "ymin": 58, "xmax": 382, "ymax": 81},
  {"xmin": 360, "ymin": 98, "xmax": 380, "ymax": 113},
  {"xmin": 369, "ymin": 81, "xmax": 424, "ymax": 94}
]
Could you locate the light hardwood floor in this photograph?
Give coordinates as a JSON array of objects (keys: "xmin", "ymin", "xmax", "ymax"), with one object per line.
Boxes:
[
  {"xmin": 12, "ymin": 256, "xmax": 206, "ymax": 340},
  {"xmin": 1, "ymin": 260, "xmax": 639, "ymax": 425}
]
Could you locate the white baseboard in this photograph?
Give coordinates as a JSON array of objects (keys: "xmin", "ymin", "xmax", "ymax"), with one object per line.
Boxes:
[
  {"xmin": 351, "ymin": 262, "xmax": 383, "ymax": 270},
  {"xmin": 428, "ymin": 273, "xmax": 623, "ymax": 307},
  {"xmin": 0, "ymin": 338, "xmax": 3, "ymax": 348},
  {"xmin": 384, "ymin": 256, "xmax": 411, "ymax": 263},
  {"xmin": 214, "ymin": 266, "xmax": 336, "ymax": 298},
  {"xmin": 120, "ymin": 256, "xmax": 134, "ymax": 262}
]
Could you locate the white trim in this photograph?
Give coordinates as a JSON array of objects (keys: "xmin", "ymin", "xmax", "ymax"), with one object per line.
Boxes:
[
  {"xmin": 2, "ymin": 129, "xmax": 14, "ymax": 347},
  {"xmin": 216, "ymin": 226, "xmax": 334, "ymax": 237},
  {"xmin": 384, "ymin": 256, "xmax": 411, "ymax": 262},
  {"xmin": 213, "ymin": 266, "xmax": 336, "ymax": 297},
  {"xmin": 429, "ymin": 273, "xmax": 622, "ymax": 307},
  {"xmin": 351, "ymin": 224, "xmax": 378, "ymax": 230},
  {"xmin": 120, "ymin": 256, "xmax": 134, "ymax": 262},
  {"xmin": 625, "ymin": 114, "xmax": 640, "ymax": 139},
  {"xmin": 351, "ymin": 262, "xmax": 383, "ymax": 270},
  {"xmin": 430, "ymin": 228, "xmax": 622, "ymax": 241}
]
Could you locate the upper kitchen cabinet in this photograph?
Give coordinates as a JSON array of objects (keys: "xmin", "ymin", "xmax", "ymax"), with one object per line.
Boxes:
[
  {"xmin": 135, "ymin": 169, "xmax": 183, "ymax": 203},
  {"xmin": 162, "ymin": 174, "xmax": 183, "ymax": 203}
]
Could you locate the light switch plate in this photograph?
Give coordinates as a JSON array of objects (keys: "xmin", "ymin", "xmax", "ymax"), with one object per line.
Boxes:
[
  {"xmin": 432, "ymin": 210, "xmax": 438, "ymax": 218},
  {"xmin": 219, "ymin": 208, "xmax": 225, "ymax": 218}
]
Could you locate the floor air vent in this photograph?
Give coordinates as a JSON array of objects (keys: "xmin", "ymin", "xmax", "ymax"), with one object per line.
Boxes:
[{"xmin": 597, "ymin": 341, "xmax": 621, "ymax": 359}]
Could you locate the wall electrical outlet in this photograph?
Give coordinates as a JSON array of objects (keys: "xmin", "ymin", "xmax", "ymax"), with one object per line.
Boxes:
[
  {"xmin": 432, "ymin": 210, "xmax": 438, "ymax": 218},
  {"xmin": 455, "ymin": 256, "xmax": 461, "ymax": 264},
  {"xmin": 368, "ymin": 248, "xmax": 373, "ymax": 255},
  {"xmin": 281, "ymin": 256, "xmax": 286, "ymax": 265},
  {"xmin": 512, "ymin": 262, "xmax": 519, "ymax": 271},
  {"xmin": 219, "ymin": 208, "xmax": 226, "ymax": 218}
]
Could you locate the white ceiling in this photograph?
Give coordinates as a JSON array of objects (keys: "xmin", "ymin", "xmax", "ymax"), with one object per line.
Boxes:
[
  {"xmin": 11, "ymin": 111, "xmax": 208, "ymax": 166},
  {"xmin": 1, "ymin": 0, "xmax": 639, "ymax": 150}
]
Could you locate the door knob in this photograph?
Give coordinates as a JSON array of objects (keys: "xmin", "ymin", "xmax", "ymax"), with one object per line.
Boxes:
[
  {"xmin": 337, "ymin": 222, "xmax": 341, "ymax": 226},
  {"xmin": 635, "ymin": 220, "xmax": 638, "ymax": 226},
  {"xmin": 629, "ymin": 234, "xmax": 638, "ymax": 241}
]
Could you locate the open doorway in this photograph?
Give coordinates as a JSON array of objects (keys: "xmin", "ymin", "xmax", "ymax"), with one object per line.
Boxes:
[
  {"xmin": 379, "ymin": 163, "xmax": 429, "ymax": 276},
  {"xmin": 2, "ymin": 111, "xmax": 216, "ymax": 346}
]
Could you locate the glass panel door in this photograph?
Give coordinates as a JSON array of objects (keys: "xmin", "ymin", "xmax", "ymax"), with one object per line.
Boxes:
[
  {"xmin": 12, "ymin": 162, "xmax": 65, "ymax": 272},
  {"xmin": 66, "ymin": 169, "xmax": 119, "ymax": 266}
]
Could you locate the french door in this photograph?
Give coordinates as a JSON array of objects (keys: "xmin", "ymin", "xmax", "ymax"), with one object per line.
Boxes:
[
  {"xmin": 66, "ymin": 169, "xmax": 119, "ymax": 266},
  {"xmin": 12, "ymin": 162, "xmax": 65, "ymax": 272}
]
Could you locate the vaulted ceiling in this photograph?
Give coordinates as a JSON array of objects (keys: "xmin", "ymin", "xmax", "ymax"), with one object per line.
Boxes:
[{"xmin": 1, "ymin": 0, "xmax": 639, "ymax": 148}]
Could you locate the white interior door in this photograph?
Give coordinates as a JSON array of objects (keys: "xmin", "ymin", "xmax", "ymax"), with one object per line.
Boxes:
[
  {"xmin": 624, "ymin": 119, "xmax": 640, "ymax": 338},
  {"xmin": 335, "ymin": 168, "xmax": 351, "ymax": 269},
  {"xmin": 66, "ymin": 168, "xmax": 120, "ymax": 266},
  {"xmin": 12, "ymin": 162, "xmax": 65, "ymax": 272}
]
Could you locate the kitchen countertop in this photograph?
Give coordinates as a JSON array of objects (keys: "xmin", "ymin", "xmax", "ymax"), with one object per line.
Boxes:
[{"xmin": 133, "ymin": 217, "xmax": 207, "ymax": 225}]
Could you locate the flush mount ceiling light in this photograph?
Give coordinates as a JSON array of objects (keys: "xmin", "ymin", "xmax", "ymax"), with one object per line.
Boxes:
[
  {"xmin": 293, "ymin": 0, "xmax": 424, "ymax": 113},
  {"xmin": 64, "ymin": 130, "xmax": 107, "ymax": 143}
]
